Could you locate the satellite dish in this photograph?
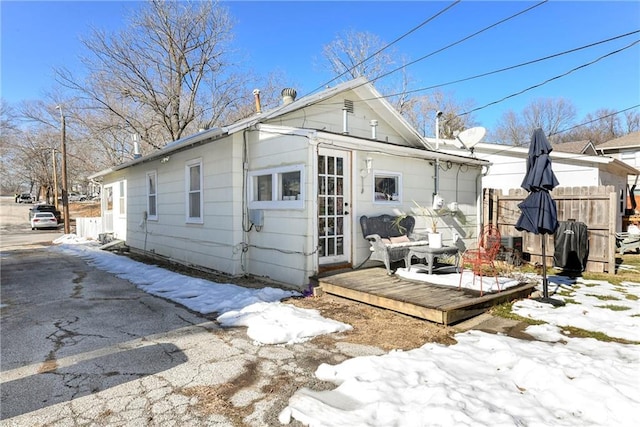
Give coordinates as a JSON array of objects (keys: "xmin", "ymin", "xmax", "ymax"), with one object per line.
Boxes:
[{"xmin": 455, "ymin": 127, "xmax": 486, "ymax": 151}]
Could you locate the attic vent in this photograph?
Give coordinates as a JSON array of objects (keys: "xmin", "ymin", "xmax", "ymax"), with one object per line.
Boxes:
[{"xmin": 343, "ymin": 99, "xmax": 354, "ymax": 113}]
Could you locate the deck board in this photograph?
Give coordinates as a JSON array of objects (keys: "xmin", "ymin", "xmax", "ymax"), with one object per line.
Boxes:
[{"xmin": 318, "ymin": 267, "xmax": 535, "ymax": 325}]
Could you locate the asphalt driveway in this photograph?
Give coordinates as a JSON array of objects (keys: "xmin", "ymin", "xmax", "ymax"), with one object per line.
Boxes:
[{"xmin": 1, "ymin": 244, "xmax": 373, "ymax": 426}]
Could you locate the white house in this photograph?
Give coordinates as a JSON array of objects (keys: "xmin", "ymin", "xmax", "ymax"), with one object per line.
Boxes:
[
  {"xmin": 89, "ymin": 78, "xmax": 488, "ymax": 289},
  {"xmin": 437, "ymin": 140, "xmax": 637, "ymax": 196},
  {"xmin": 596, "ymin": 131, "xmax": 640, "ymax": 209}
]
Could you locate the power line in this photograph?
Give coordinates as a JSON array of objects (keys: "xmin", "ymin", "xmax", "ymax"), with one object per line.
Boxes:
[
  {"xmin": 461, "ymin": 106, "xmax": 640, "ymax": 161},
  {"xmin": 551, "ymin": 104, "xmax": 640, "ymax": 136},
  {"xmin": 307, "ymin": 1, "xmax": 462, "ymax": 96},
  {"xmin": 321, "ymin": 29, "xmax": 639, "ymax": 108},
  {"xmin": 367, "ymin": 0, "xmax": 549, "ymax": 86},
  {"xmin": 285, "ymin": 0, "xmax": 549, "ymax": 119},
  {"xmin": 459, "ymin": 39, "xmax": 640, "ymax": 117},
  {"xmin": 395, "ymin": 29, "xmax": 640, "ymax": 98}
]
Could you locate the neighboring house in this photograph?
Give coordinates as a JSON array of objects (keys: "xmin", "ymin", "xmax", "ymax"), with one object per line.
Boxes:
[
  {"xmin": 437, "ymin": 139, "xmax": 639, "ymax": 231},
  {"xmin": 437, "ymin": 140, "xmax": 638, "ymax": 194},
  {"xmin": 89, "ymin": 78, "xmax": 488, "ymax": 288},
  {"xmin": 551, "ymin": 140, "xmax": 599, "ymax": 155},
  {"xmin": 596, "ymin": 131, "xmax": 640, "ymax": 208}
]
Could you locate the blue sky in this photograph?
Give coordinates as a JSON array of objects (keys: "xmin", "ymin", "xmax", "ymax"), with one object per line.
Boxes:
[{"xmin": 1, "ymin": 0, "xmax": 639, "ymax": 131}]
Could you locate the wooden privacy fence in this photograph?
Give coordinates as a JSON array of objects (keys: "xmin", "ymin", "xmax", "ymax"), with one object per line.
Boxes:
[{"xmin": 484, "ymin": 186, "xmax": 618, "ymax": 273}]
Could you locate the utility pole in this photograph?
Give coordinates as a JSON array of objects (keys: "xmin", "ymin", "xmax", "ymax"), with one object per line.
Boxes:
[
  {"xmin": 56, "ymin": 105, "xmax": 70, "ymax": 234},
  {"xmin": 52, "ymin": 149, "xmax": 59, "ymax": 210}
]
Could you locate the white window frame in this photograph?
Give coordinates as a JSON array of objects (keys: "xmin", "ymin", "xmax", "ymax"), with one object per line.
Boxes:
[
  {"xmin": 146, "ymin": 170, "xmax": 158, "ymax": 220},
  {"xmin": 185, "ymin": 158, "xmax": 203, "ymax": 223},
  {"xmin": 248, "ymin": 164, "xmax": 304, "ymax": 210},
  {"xmin": 118, "ymin": 180, "xmax": 126, "ymax": 217},
  {"xmin": 373, "ymin": 170, "xmax": 402, "ymax": 204}
]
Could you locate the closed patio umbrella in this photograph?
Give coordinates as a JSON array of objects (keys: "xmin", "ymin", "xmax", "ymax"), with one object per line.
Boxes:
[{"xmin": 515, "ymin": 128, "xmax": 563, "ymax": 305}]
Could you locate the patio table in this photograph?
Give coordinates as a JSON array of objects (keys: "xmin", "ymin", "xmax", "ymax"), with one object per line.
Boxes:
[{"xmin": 404, "ymin": 245, "xmax": 460, "ymax": 274}]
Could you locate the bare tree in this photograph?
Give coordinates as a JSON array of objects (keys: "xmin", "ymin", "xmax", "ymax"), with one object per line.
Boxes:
[
  {"xmin": 322, "ymin": 29, "xmax": 396, "ymax": 83},
  {"xmin": 491, "ymin": 110, "xmax": 528, "ymax": 146},
  {"xmin": 321, "ymin": 31, "xmax": 477, "ymax": 140},
  {"xmin": 0, "ymin": 100, "xmax": 23, "ymax": 194},
  {"xmin": 402, "ymin": 90, "xmax": 478, "ymax": 138},
  {"xmin": 55, "ymin": 0, "xmax": 248, "ymax": 152},
  {"xmin": 493, "ymin": 98, "xmax": 577, "ymax": 145},
  {"xmin": 623, "ymin": 110, "xmax": 640, "ymax": 134}
]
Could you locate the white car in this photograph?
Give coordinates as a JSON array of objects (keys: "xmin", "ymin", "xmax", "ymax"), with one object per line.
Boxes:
[
  {"xmin": 68, "ymin": 193, "xmax": 88, "ymax": 202},
  {"xmin": 31, "ymin": 212, "xmax": 59, "ymax": 230}
]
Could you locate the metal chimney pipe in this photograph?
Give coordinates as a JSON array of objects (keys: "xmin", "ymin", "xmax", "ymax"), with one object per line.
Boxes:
[
  {"xmin": 132, "ymin": 134, "xmax": 141, "ymax": 159},
  {"xmin": 253, "ymin": 89, "xmax": 261, "ymax": 114}
]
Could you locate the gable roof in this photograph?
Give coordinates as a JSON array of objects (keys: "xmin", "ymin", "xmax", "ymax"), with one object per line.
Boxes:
[
  {"xmin": 90, "ymin": 78, "xmax": 484, "ymax": 179},
  {"xmin": 596, "ymin": 131, "xmax": 640, "ymax": 150},
  {"xmin": 438, "ymin": 141, "xmax": 639, "ymax": 177},
  {"xmin": 225, "ymin": 77, "xmax": 426, "ymax": 148},
  {"xmin": 551, "ymin": 140, "xmax": 598, "ymax": 155}
]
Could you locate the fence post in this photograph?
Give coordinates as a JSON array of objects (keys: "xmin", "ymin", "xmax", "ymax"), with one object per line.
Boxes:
[{"xmin": 608, "ymin": 191, "xmax": 617, "ymax": 273}]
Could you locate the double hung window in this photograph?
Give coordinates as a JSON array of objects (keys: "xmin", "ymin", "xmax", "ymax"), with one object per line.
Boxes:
[{"xmin": 186, "ymin": 159, "xmax": 203, "ymax": 223}]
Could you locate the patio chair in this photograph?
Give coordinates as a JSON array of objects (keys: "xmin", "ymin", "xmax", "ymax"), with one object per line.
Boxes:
[
  {"xmin": 615, "ymin": 232, "xmax": 640, "ymax": 255},
  {"xmin": 458, "ymin": 225, "xmax": 502, "ymax": 296},
  {"xmin": 360, "ymin": 214, "xmax": 430, "ymax": 274}
]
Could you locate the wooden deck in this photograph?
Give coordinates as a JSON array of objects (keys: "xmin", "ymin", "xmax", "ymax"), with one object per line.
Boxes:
[{"xmin": 317, "ymin": 267, "xmax": 535, "ymax": 325}]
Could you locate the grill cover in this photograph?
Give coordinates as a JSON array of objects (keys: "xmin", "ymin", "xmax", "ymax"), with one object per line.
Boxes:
[{"xmin": 553, "ymin": 221, "xmax": 589, "ymax": 272}]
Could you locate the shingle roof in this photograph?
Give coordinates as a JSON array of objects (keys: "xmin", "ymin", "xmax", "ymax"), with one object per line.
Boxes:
[
  {"xmin": 596, "ymin": 131, "xmax": 640, "ymax": 149},
  {"xmin": 551, "ymin": 140, "xmax": 594, "ymax": 154}
]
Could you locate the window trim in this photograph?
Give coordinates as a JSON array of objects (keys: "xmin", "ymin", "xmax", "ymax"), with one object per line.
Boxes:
[
  {"xmin": 185, "ymin": 158, "xmax": 203, "ymax": 224},
  {"xmin": 118, "ymin": 180, "xmax": 126, "ymax": 217},
  {"xmin": 373, "ymin": 170, "xmax": 402, "ymax": 204},
  {"xmin": 248, "ymin": 164, "xmax": 304, "ymax": 210},
  {"xmin": 146, "ymin": 170, "xmax": 158, "ymax": 221}
]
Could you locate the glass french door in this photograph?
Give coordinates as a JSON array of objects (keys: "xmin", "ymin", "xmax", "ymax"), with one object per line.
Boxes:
[{"xmin": 318, "ymin": 149, "xmax": 351, "ymax": 265}]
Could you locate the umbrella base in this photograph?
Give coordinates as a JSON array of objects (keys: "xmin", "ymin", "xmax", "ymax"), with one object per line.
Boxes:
[{"xmin": 535, "ymin": 297, "xmax": 566, "ymax": 307}]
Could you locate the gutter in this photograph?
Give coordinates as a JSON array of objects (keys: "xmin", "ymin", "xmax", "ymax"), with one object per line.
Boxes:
[
  {"xmin": 315, "ymin": 131, "xmax": 489, "ymax": 166},
  {"xmin": 88, "ymin": 127, "xmax": 228, "ymax": 180}
]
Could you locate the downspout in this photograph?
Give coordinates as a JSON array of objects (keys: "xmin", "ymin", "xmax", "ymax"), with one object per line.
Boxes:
[
  {"xmin": 308, "ymin": 136, "xmax": 321, "ymax": 280},
  {"xmin": 434, "ymin": 111, "xmax": 443, "ymax": 206},
  {"xmin": 241, "ymin": 129, "xmax": 251, "ymax": 275},
  {"xmin": 477, "ymin": 164, "xmax": 490, "ymax": 235}
]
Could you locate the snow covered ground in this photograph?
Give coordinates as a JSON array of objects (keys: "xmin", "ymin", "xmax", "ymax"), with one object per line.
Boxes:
[{"xmin": 53, "ymin": 235, "xmax": 640, "ymax": 426}]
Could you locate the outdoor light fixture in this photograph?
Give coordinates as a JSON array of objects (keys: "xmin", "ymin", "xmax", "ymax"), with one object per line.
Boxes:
[
  {"xmin": 360, "ymin": 156, "xmax": 373, "ymax": 178},
  {"xmin": 160, "ymin": 156, "xmax": 171, "ymax": 164},
  {"xmin": 360, "ymin": 156, "xmax": 373, "ymax": 193}
]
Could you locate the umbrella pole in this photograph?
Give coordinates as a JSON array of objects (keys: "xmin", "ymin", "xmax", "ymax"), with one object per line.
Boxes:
[
  {"xmin": 541, "ymin": 235, "xmax": 548, "ymax": 299},
  {"xmin": 538, "ymin": 235, "xmax": 565, "ymax": 306}
]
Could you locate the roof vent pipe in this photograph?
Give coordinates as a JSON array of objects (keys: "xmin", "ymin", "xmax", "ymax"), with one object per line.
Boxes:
[
  {"xmin": 281, "ymin": 88, "xmax": 297, "ymax": 105},
  {"xmin": 253, "ymin": 89, "xmax": 261, "ymax": 114},
  {"xmin": 370, "ymin": 119, "xmax": 378, "ymax": 139},
  {"xmin": 132, "ymin": 134, "xmax": 141, "ymax": 159}
]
